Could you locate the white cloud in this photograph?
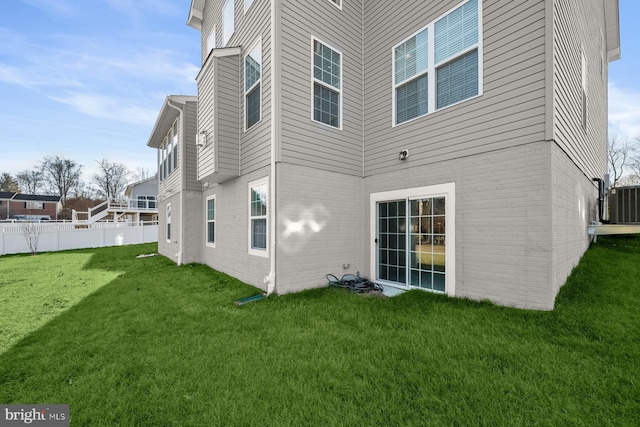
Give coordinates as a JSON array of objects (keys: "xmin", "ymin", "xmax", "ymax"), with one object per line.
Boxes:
[
  {"xmin": 609, "ymin": 81, "xmax": 640, "ymax": 140},
  {"xmin": 49, "ymin": 93, "xmax": 158, "ymax": 125}
]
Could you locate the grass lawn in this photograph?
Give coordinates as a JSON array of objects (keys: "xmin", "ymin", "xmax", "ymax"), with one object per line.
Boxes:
[{"xmin": 0, "ymin": 238, "xmax": 639, "ymax": 425}]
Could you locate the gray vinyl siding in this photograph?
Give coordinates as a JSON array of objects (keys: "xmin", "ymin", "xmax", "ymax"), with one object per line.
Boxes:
[
  {"xmin": 217, "ymin": 55, "xmax": 241, "ymax": 178},
  {"xmin": 238, "ymin": 0, "xmax": 272, "ymax": 175},
  {"xmin": 199, "ymin": 0, "xmax": 272, "ymax": 179},
  {"xmin": 275, "ymin": 163, "xmax": 364, "ymax": 294},
  {"xmin": 552, "ymin": 0, "xmax": 608, "ymax": 180},
  {"xmin": 363, "ymin": 0, "xmax": 547, "ymax": 176},
  {"xmin": 279, "ymin": 0, "xmax": 364, "ymax": 176},
  {"xmin": 197, "ymin": 56, "xmax": 216, "ymax": 180},
  {"xmin": 184, "ymin": 101, "xmax": 200, "ymax": 192},
  {"xmin": 196, "ymin": 52, "xmax": 241, "ymax": 182}
]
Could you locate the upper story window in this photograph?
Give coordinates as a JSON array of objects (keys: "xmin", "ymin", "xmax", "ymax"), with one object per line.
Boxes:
[
  {"xmin": 245, "ymin": 40, "xmax": 262, "ymax": 130},
  {"xmin": 159, "ymin": 119, "xmax": 178, "ymax": 182},
  {"xmin": 327, "ymin": 0, "xmax": 342, "ymax": 9},
  {"xmin": 312, "ymin": 38, "xmax": 342, "ymax": 129},
  {"xmin": 223, "ymin": 0, "xmax": 235, "ymax": 46},
  {"xmin": 393, "ymin": 0, "xmax": 481, "ymax": 126}
]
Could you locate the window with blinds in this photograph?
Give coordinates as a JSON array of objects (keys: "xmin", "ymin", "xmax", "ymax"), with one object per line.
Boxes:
[{"xmin": 393, "ymin": 0, "xmax": 481, "ymax": 126}]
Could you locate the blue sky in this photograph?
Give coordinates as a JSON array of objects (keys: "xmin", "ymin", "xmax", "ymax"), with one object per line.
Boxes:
[
  {"xmin": 0, "ymin": 0, "xmax": 638, "ymax": 184},
  {"xmin": 0, "ymin": 0, "xmax": 199, "ymax": 182}
]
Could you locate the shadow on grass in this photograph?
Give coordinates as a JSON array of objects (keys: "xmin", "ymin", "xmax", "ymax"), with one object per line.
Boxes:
[{"xmin": 0, "ymin": 238, "xmax": 638, "ymax": 426}]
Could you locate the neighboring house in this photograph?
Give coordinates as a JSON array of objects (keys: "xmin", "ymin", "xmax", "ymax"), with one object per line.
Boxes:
[
  {"xmin": 2, "ymin": 193, "xmax": 62, "ymax": 220},
  {"xmin": 0, "ymin": 192, "xmax": 14, "ymax": 220},
  {"xmin": 124, "ymin": 175, "xmax": 159, "ymax": 222},
  {"xmin": 147, "ymin": 96, "xmax": 200, "ymax": 264},
  {"xmin": 149, "ymin": 0, "xmax": 620, "ymax": 310}
]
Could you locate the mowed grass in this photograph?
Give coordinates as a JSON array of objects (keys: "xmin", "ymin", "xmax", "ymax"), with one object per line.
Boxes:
[{"xmin": 0, "ymin": 238, "xmax": 639, "ymax": 425}]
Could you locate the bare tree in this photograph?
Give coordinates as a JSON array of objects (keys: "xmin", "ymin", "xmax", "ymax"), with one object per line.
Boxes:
[
  {"xmin": 91, "ymin": 159, "xmax": 130, "ymax": 199},
  {"xmin": 133, "ymin": 167, "xmax": 151, "ymax": 182},
  {"xmin": 0, "ymin": 172, "xmax": 19, "ymax": 192},
  {"xmin": 608, "ymin": 136, "xmax": 633, "ymax": 188},
  {"xmin": 16, "ymin": 170, "xmax": 44, "ymax": 194},
  {"xmin": 40, "ymin": 156, "xmax": 83, "ymax": 205},
  {"xmin": 21, "ymin": 222, "xmax": 41, "ymax": 255}
]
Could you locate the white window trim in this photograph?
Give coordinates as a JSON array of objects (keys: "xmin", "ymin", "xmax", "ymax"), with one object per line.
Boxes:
[
  {"xmin": 166, "ymin": 203, "xmax": 172, "ymax": 243},
  {"xmin": 206, "ymin": 195, "xmax": 216, "ymax": 248},
  {"xmin": 391, "ymin": 0, "xmax": 483, "ymax": 127},
  {"xmin": 223, "ymin": 0, "xmax": 235, "ymax": 46},
  {"xmin": 206, "ymin": 30, "xmax": 216, "ymax": 55},
  {"xmin": 244, "ymin": 37, "xmax": 262, "ymax": 132},
  {"xmin": 248, "ymin": 177, "xmax": 269, "ymax": 257},
  {"xmin": 326, "ymin": 0, "xmax": 342, "ymax": 10},
  {"xmin": 244, "ymin": 0, "xmax": 255, "ymax": 14},
  {"xmin": 369, "ymin": 182, "xmax": 456, "ymax": 297},
  {"xmin": 310, "ymin": 36, "xmax": 343, "ymax": 130}
]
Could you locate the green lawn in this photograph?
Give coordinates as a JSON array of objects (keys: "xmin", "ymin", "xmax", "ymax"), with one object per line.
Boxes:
[{"xmin": 0, "ymin": 239, "xmax": 639, "ymax": 426}]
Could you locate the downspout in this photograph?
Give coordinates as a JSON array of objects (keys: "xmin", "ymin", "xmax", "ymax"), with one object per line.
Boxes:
[
  {"xmin": 166, "ymin": 98, "xmax": 184, "ymax": 265},
  {"xmin": 265, "ymin": 0, "xmax": 281, "ymax": 295}
]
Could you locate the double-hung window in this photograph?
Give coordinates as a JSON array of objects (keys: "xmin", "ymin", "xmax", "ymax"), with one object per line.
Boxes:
[
  {"xmin": 312, "ymin": 38, "xmax": 342, "ymax": 129},
  {"xmin": 245, "ymin": 40, "xmax": 262, "ymax": 130},
  {"xmin": 393, "ymin": 0, "xmax": 481, "ymax": 125},
  {"xmin": 249, "ymin": 178, "xmax": 268, "ymax": 256},
  {"xmin": 223, "ymin": 0, "xmax": 235, "ymax": 46},
  {"xmin": 166, "ymin": 204, "xmax": 172, "ymax": 243},
  {"xmin": 206, "ymin": 195, "xmax": 216, "ymax": 247}
]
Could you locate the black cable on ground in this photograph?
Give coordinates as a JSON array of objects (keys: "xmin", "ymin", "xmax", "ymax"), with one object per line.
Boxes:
[{"xmin": 326, "ymin": 273, "xmax": 384, "ymax": 294}]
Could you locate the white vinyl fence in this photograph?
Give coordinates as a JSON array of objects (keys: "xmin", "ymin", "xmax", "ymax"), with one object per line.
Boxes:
[{"xmin": 0, "ymin": 222, "xmax": 158, "ymax": 256}]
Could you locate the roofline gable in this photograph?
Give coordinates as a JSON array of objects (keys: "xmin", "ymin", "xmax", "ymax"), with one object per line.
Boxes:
[{"xmin": 146, "ymin": 95, "xmax": 197, "ymax": 149}]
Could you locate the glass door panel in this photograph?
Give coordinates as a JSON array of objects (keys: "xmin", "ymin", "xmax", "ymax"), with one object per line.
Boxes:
[
  {"xmin": 409, "ymin": 197, "xmax": 445, "ymax": 292},
  {"xmin": 377, "ymin": 200, "xmax": 406, "ymax": 284}
]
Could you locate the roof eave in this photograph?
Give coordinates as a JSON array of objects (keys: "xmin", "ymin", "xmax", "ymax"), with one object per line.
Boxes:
[
  {"xmin": 187, "ymin": 0, "xmax": 205, "ymax": 31},
  {"xmin": 604, "ymin": 0, "xmax": 621, "ymax": 62},
  {"xmin": 146, "ymin": 96, "xmax": 195, "ymax": 149}
]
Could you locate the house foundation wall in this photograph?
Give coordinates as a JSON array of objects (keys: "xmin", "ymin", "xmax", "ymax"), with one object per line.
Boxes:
[
  {"xmin": 275, "ymin": 163, "xmax": 364, "ymax": 295},
  {"xmin": 157, "ymin": 193, "xmax": 180, "ymax": 264},
  {"xmin": 364, "ymin": 141, "xmax": 558, "ymax": 310},
  {"xmin": 200, "ymin": 168, "xmax": 271, "ymax": 291},
  {"xmin": 550, "ymin": 142, "xmax": 599, "ymax": 299}
]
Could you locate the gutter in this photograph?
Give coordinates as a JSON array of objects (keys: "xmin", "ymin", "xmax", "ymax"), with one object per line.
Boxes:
[{"xmin": 166, "ymin": 98, "xmax": 184, "ymax": 266}]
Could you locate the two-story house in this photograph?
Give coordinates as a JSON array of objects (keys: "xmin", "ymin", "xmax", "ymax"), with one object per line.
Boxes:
[
  {"xmin": 0, "ymin": 192, "xmax": 62, "ymax": 220},
  {"xmin": 150, "ymin": 0, "xmax": 620, "ymax": 310}
]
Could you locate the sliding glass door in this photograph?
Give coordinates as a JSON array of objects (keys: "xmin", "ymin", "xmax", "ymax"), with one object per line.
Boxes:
[{"xmin": 377, "ymin": 196, "xmax": 447, "ymax": 292}]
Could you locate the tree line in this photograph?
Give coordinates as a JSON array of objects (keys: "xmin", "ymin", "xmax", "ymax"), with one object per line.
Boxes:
[{"xmin": 0, "ymin": 156, "xmax": 151, "ymax": 205}]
